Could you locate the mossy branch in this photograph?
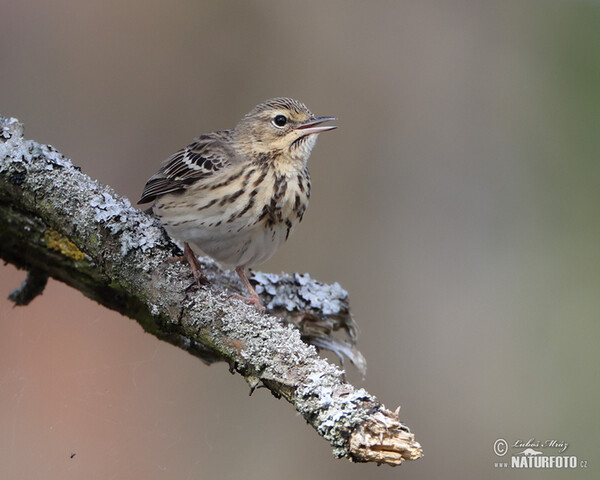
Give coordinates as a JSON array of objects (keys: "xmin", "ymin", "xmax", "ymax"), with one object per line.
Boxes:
[{"xmin": 0, "ymin": 116, "xmax": 422, "ymax": 466}]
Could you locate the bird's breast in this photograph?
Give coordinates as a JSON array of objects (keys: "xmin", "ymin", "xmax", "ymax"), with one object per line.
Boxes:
[
  {"xmin": 154, "ymin": 161, "xmax": 310, "ymax": 267},
  {"xmin": 256, "ymin": 162, "xmax": 311, "ymax": 225}
]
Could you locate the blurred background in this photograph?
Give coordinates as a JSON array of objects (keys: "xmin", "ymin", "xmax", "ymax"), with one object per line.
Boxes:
[{"xmin": 1, "ymin": 0, "xmax": 599, "ymax": 478}]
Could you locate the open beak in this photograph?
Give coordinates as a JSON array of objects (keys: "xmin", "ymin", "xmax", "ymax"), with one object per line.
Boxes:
[{"xmin": 295, "ymin": 116, "xmax": 337, "ymax": 135}]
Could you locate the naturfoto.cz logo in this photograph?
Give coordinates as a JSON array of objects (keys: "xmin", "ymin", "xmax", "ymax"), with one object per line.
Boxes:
[{"xmin": 492, "ymin": 438, "xmax": 588, "ymax": 470}]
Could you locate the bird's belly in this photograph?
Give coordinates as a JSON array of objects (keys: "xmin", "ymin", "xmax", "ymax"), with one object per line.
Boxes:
[
  {"xmin": 188, "ymin": 223, "xmax": 290, "ymax": 267},
  {"xmin": 154, "ymin": 176, "xmax": 307, "ymax": 267}
]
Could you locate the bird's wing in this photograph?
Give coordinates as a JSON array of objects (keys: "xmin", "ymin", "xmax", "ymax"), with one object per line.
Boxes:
[{"xmin": 138, "ymin": 131, "xmax": 235, "ymax": 204}]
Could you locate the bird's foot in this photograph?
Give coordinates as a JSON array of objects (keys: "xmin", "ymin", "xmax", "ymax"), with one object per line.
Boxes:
[
  {"xmin": 230, "ymin": 266, "xmax": 265, "ymax": 312},
  {"xmin": 229, "ymin": 291, "xmax": 265, "ymax": 312},
  {"xmin": 163, "ymin": 242, "xmax": 209, "ymax": 286}
]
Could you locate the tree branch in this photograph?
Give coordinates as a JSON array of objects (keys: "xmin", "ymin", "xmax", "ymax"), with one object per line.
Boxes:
[{"xmin": 0, "ymin": 116, "xmax": 423, "ymax": 466}]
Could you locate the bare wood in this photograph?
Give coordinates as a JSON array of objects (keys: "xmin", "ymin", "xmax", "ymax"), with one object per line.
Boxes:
[{"xmin": 0, "ymin": 116, "xmax": 422, "ymax": 466}]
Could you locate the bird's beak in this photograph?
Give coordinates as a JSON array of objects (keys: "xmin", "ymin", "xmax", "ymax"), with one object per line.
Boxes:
[{"xmin": 295, "ymin": 116, "xmax": 337, "ymax": 135}]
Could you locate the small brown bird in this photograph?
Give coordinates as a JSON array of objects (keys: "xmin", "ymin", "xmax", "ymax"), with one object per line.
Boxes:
[{"xmin": 139, "ymin": 98, "xmax": 336, "ymax": 309}]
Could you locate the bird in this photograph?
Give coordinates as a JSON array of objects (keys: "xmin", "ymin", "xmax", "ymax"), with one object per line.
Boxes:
[{"xmin": 138, "ymin": 98, "xmax": 337, "ymax": 310}]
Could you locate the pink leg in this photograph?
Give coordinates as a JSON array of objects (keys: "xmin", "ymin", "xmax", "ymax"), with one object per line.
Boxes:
[
  {"xmin": 230, "ymin": 266, "xmax": 264, "ymax": 312},
  {"xmin": 164, "ymin": 242, "xmax": 208, "ymax": 285}
]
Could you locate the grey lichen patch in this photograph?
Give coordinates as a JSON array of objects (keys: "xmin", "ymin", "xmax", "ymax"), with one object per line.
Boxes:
[
  {"xmin": 252, "ymin": 271, "xmax": 366, "ymax": 376},
  {"xmin": 0, "ymin": 117, "xmax": 24, "ymax": 141},
  {"xmin": 89, "ymin": 192, "xmax": 163, "ymax": 256},
  {"xmin": 0, "ymin": 119, "xmax": 72, "ymax": 173},
  {"xmin": 253, "ymin": 272, "xmax": 347, "ymax": 315},
  {"xmin": 236, "ymin": 321, "xmax": 312, "ymax": 371},
  {"xmin": 217, "ymin": 301, "xmax": 318, "ymax": 373},
  {"xmin": 295, "ymin": 369, "xmax": 369, "ymax": 448},
  {"xmin": 90, "ymin": 192, "xmax": 127, "ymax": 228},
  {"xmin": 182, "ymin": 293, "xmax": 336, "ymax": 385},
  {"xmin": 35, "ymin": 143, "xmax": 73, "ymax": 170},
  {"xmin": 121, "ymin": 214, "xmax": 163, "ymax": 254},
  {"xmin": 1, "ymin": 116, "xmax": 164, "ymax": 262}
]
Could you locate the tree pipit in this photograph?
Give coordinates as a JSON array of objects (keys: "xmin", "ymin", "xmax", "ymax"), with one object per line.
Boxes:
[{"xmin": 139, "ymin": 98, "xmax": 336, "ymax": 310}]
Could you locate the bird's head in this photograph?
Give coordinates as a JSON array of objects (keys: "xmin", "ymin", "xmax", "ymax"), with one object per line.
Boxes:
[{"xmin": 233, "ymin": 97, "xmax": 336, "ymax": 163}]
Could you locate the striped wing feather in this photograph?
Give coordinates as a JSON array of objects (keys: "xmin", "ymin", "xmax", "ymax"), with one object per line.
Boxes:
[{"xmin": 138, "ymin": 131, "xmax": 235, "ymax": 204}]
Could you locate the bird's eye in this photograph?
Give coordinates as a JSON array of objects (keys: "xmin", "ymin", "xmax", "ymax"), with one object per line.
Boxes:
[{"xmin": 272, "ymin": 115, "xmax": 288, "ymax": 128}]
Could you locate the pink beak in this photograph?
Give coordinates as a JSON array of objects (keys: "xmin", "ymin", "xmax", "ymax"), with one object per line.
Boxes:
[{"xmin": 294, "ymin": 116, "xmax": 337, "ymax": 135}]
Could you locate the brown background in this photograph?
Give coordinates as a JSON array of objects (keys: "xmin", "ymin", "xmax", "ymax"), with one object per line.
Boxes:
[{"xmin": 1, "ymin": 1, "xmax": 599, "ymax": 479}]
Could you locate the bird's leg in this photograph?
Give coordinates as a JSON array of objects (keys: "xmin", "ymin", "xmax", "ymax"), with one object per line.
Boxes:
[
  {"xmin": 182, "ymin": 243, "xmax": 209, "ymax": 285},
  {"xmin": 230, "ymin": 266, "xmax": 264, "ymax": 312},
  {"xmin": 163, "ymin": 242, "xmax": 208, "ymax": 285}
]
